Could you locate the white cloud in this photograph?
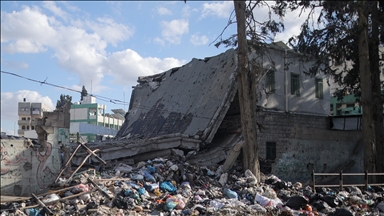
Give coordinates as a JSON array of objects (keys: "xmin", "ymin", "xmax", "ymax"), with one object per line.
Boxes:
[
  {"xmin": 42, "ymin": 1, "xmax": 68, "ymax": 21},
  {"xmin": 157, "ymin": 6, "xmax": 172, "ymax": 15},
  {"xmin": 274, "ymin": 7, "xmax": 323, "ymax": 43},
  {"xmin": 2, "ymin": 39, "xmax": 47, "ymax": 53},
  {"xmin": 190, "ymin": 34, "xmax": 208, "ymax": 46},
  {"xmin": 201, "ymin": 1, "xmax": 233, "ymax": 19},
  {"xmin": 107, "ymin": 49, "xmax": 186, "ymax": 85},
  {"xmin": 85, "ymin": 17, "xmax": 134, "ymax": 46},
  {"xmin": 153, "ymin": 37, "xmax": 165, "ymax": 46},
  {"xmin": 0, "ymin": 90, "xmax": 55, "ymax": 123},
  {"xmin": 59, "ymin": 2, "xmax": 80, "ymax": 12},
  {"xmin": 2, "ymin": 60, "xmax": 29, "ymax": 70},
  {"xmin": 1, "ymin": 3, "xmax": 187, "ymax": 105},
  {"xmin": 181, "ymin": 5, "xmax": 191, "ymax": 18},
  {"xmin": 246, "ymin": 3, "xmax": 323, "ymax": 44},
  {"xmin": 1, "ymin": 6, "xmax": 57, "ymax": 44},
  {"xmin": 1, "ymin": 5, "xmax": 135, "ymax": 94},
  {"xmin": 159, "ymin": 19, "xmax": 189, "ymax": 44}
]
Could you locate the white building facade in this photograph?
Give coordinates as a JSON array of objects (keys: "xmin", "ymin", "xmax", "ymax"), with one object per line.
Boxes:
[{"xmin": 18, "ymin": 98, "xmax": 50, "ymax": 138}]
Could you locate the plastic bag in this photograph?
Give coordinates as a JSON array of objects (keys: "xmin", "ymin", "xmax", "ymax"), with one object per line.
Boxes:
[
  {"xmin": 160, "ymin": 181, "xmax": 177, "ymax": 192},
  {"xmin": 42, "ymin": 193, "xmax": 60, "ymax": 203},
  {"xmin": 115, "ymin": 164, "xmax": 133, "ymax": 173},
  {"xmin": 224, "ymin": 188, "xmax": 238, "ymax": 200}
]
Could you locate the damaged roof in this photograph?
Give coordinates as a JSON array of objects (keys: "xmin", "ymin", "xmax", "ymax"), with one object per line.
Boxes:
[{"xmin": 116, "ymin": 49, "xmax": 237, "ymax": 144}]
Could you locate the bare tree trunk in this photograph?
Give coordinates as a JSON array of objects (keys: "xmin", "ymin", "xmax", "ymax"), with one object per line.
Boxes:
[
  {"xmin": 369, "ymin": 1, "xmax": 384, "ymax": 181},
  {"xmin": 234, "ymin": 0, "xmax": 260, "ymax": 181},
  {"xmin": 358, "ymin": 2, "xmax": 376, "ymax": 175}
]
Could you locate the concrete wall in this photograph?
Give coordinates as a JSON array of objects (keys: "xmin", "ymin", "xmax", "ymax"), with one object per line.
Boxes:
[
  {"xmin": 70, "ymin": 108, "xmax": 88, "ymax": 120},
  {"xmin": 218, "ymin": 108, "xmax": 363, "ymax": 184},
  {"xmin": 70, "ymin": 122, "xmax": 119, "ymax": 136},
  {"xmin": 254, "ymin": 47, "xmax": 330, "ymax": 116},
  {"xmin": 0, "ymin": 127, "xmax": 66, "ymax": 196},
  {"xmin": 256, "ymin": 111, "xmax": 363, "ymax": 183}
]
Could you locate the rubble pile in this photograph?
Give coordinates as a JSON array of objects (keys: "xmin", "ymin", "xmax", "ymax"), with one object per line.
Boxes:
[{"xmin": 1, "ymin": 157, "xmax": 384, "ymax": 216}]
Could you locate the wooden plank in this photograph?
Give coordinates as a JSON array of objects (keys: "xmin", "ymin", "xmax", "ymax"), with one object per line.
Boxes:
[{"xmin": 0, "ymin": 195, "xmax": 31, "ymax": 203}]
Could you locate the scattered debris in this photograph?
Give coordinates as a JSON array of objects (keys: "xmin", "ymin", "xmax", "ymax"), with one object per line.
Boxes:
[{"xmin": 1, "ymin": 156, "xmax": 383, "ymax": 216}]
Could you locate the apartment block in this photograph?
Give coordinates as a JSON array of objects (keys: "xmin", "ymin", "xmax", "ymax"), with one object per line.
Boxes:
[{"xmin": 18, "ymin": 98, "xmax": 50, "ymax": 138}]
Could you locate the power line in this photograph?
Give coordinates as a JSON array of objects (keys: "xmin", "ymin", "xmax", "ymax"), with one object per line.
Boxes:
[
  {"xmin": 1, "ymin": 70, "xmax": 129, "ymax": 105},
  {"xmin": 2, "ymin": 70, "xmax": 219, "ymax": 121}
]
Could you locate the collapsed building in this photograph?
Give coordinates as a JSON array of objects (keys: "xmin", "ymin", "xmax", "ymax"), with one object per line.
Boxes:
[{"xmin": 69, "ymin": 43, "xmax": 363, "ymax": 184}]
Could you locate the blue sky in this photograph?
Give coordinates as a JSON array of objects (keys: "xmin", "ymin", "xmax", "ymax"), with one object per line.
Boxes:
[{"xmin": 1, "ymin": 1, "xmax": 311, "ymax": 135}]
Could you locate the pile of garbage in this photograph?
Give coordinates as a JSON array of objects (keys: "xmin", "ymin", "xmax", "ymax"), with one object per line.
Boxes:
[{"xmin": 1, "ymin": 157, "xmax": 384, "ymax": 216}]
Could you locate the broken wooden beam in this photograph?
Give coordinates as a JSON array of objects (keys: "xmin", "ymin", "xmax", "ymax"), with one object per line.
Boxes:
[
  {"xmin": 80, "ymin": 143, "xmax": 107, "ymax": 165},
  {"xmin": 87, "ymin": 178, "xmax": 113, "ymax": 200},
  {"xmin": 31, "ymin": 193, "xmax": 53, "ymax": 215}
]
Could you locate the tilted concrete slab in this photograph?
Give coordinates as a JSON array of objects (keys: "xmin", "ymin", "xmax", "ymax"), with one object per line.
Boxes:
[
  {"xmin": 116, "ymin": 48, "xmax": 237, "ymax": 143},
  {"xmin": 70, "ymin": 49, "xmax": 239, "ymax": 164}
]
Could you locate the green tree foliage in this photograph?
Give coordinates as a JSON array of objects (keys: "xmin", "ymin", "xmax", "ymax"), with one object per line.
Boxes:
[
  {"xmin": 81, "ymin": 85, "xmax": 88, "ymax": 101},
  {"xmin": 56, "ymin": 94, "xmax": 72, "ymax": 109}
]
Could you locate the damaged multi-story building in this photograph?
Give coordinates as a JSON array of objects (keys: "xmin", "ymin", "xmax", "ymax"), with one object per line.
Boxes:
[{"xmin": 68, "ymin": 42, "xmax": 364, "ymax": 184}]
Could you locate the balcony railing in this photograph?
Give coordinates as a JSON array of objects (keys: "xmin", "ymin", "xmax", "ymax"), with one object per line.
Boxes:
[{"xmin": 17, "ymin": 129, "xmax": 24, "ymax": 136}]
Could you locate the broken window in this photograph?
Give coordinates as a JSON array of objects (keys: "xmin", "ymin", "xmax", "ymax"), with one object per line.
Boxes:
[
  {"xmin": 315, "ymin": 78, "xmax": 323, "ymax": 99},
  {"xmin": 291, "ymin": 73, "xmax": 300, "ymax": 96},
  {"xmin": 266, "ymin": 142, "xmax": 276, "ymax": 161},
  {"xmin": 265, "ymin": 69, "xmax": 275, "ymax": 93}
]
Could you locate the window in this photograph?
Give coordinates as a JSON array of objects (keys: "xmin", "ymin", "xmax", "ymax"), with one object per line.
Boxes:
[
  {"xmin": 22, "ymin": 117, "xmax": 26, "ymax": 120},
  {"xmin": 31, "ymin": 126, "xmax": 35, "ymax": 130},
  {"xmin": 266, "ymin": 142, "xmax": 276, "ymax": 161},
  {"xmin": 291, "ymin": 73, "xmax": 300, "ymax": 96},
  {"xmin": 27, "ymin": 117, "xmax": 30, "ymax": 120},
  {"xmin": 265, "ymin": 69, "xmax": 275, "ymax": 93},
  {"xmin": 27, "ymin": 126, "xmax": 29, "ymax": 130},
  {"xmin": 22, "ymin": 126, "xmax": 25, "ymax": 130},
  {"xmin": 315, "ymin": 78, "xmax": 324, "ymax": 99}
]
